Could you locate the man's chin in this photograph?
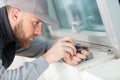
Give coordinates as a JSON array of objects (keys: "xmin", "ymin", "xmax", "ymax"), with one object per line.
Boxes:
[
  {"xmin": 20, "ymin": 40, "xmax": 33, "ymax": 48},
  {"xmin": 22, "ymin": 44, "xmax": 31, "ymax": 48}
]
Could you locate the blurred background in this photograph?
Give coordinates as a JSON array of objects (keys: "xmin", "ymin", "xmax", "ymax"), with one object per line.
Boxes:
[{"xmin": 0, "ymin": 0, "xmax": 120, "ymax": 80}]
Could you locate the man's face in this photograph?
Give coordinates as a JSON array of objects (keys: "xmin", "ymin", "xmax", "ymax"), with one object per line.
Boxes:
[{"xmin": 13, "ymin": 12, "xmax": 43, "ymax": 48}]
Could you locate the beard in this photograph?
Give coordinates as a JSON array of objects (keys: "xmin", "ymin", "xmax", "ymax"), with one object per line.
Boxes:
[{"xmin": 13, "ymin": 21, "xmax": 34, "ymax": 48}]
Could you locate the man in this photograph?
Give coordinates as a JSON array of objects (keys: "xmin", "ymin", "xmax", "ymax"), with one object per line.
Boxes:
[{"xmin": 0, "ymin": 0, "xmax": 89, "ymax": 80}]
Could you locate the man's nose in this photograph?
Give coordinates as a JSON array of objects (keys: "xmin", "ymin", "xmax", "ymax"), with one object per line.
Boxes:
[{"xmin": 34, "ymin": 26, "xmax": 42, "ymax": 35}]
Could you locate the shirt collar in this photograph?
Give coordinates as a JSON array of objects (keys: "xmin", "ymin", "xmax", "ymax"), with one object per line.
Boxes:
[{"xmin": 0, "ymin": 6, "xmax": 16, "ymax": 44}]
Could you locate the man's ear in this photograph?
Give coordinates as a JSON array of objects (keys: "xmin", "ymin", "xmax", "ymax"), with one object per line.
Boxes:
[{"xmin": 11, "ymin": 9, "xmax": 21, "ymax": 23}]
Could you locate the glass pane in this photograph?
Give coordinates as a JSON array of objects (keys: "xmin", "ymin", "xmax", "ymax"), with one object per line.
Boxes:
[{"xmin": 53, "ymin": 0, "xmax": 106, "ymax": 35}]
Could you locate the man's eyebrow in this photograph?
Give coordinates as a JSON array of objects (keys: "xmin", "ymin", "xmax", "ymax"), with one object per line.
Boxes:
[
  {"xmin": 32, "ymin": 18, "xmax": 43, "ymax": 23},
  {"xmin": 37, "ymin": 19, "xmax": 43, "ymax": 22}
]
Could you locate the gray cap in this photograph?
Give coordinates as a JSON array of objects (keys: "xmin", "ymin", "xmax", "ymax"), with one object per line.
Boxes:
[{"xmin": 6, "ymin": 0, "xmax": 59, "ymax": 26}]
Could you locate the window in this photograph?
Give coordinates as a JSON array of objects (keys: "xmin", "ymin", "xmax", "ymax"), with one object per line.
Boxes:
[
  {"xmin": 52, "ymin": 0, "xmax": 105, "ymax": 34},
  {"xmin": 0, "ymin": 0, "xmax": 6, "ymax": 7},
  {"xmin": 48, "ymin": 0, "xmax": 120, "ymax": 50}
]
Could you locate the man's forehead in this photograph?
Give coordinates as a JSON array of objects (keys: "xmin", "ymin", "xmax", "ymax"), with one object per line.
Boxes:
[
  {"xmin": 32, "ymin": 15, "xmax": 42, "ymax": 22},
  {"xmin": 23, "ymin": 11, "xmax": 40, "ymax": 20}
]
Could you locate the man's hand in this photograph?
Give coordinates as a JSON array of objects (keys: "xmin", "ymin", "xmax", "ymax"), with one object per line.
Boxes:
[
  {"xmin": 43, "ymin": 37, "xmax": 76, "ymax": 64},
  {"xmin": 63, "ymin": 48, "xmax": 89, "ymax": 66}
]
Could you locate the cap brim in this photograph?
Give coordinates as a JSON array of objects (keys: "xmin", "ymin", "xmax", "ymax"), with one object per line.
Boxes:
[{"xmin": 36, "ymin": 14, "xmax": 59, "ymax": 27}]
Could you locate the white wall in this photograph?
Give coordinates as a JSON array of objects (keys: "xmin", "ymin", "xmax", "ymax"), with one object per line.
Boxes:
[{"xmin": 0, "ymin": 0, "xmax": 6, "ymax": 7}]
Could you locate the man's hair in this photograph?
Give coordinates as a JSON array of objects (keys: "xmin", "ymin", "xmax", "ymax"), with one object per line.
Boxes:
[
  {"xmin": 6, "ymin": 5, "xmax": 14, "ymax": 13},
  {"xmin": 6, "ymin": 5, "xmax": 21, "ymax": 14}
]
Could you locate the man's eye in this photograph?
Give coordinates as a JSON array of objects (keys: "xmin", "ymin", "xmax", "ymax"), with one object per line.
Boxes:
[{"xmin": 33, "ymin": 21, "xmax": 39, "ymax": 26}]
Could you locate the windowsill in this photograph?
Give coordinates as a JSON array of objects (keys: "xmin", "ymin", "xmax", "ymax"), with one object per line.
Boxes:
[{"xmin": 50, "ymin": 29, "xmax": 111, "ymax": 47}]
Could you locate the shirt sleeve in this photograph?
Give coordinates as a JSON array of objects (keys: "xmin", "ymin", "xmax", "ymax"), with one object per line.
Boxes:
[
  {"xmin": 16, "ymin": 37, "xmax": 55, "ymax": 58},
  {"xmin": 0, "ymin": 56, "xmax": 49, "ymax": 80}
]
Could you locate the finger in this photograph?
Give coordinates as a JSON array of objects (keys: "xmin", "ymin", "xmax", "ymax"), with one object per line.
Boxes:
[
  {"xmin": 63, "ymin": 57, "xmax": 71, "ymax": 63},
  {"xmin": 72, "ymin": 56, "xmax": 81, "ymax": 62},
  {"xmin": 60, "ymin": 37, "xmax": 73, "ymax": 43},
  {"xmin": 64, "ymin": 47, "xmax": 75, "ymax": 57},
  {"xmin": 81, "ymin": 50, "xmax": 89, "ymax": 55},
  {"xmin": 64, "ymin": 52, "xmax": 71, "ymax": 59},
  {"xmin": 63, "ymin": 42, "xmax": 76, "ymax": 55},
  {"xmin": 71, "ymin": 60, "xmax": 79, "ymax": 66},
  {"xmin": 64, "ymin": 57, "xmax": 80, "ymax": 66},
  {"xmin": 56, "ymin": 37, "xmax": 76, "ymax": 55},
  {"xmin": 76, "ymin": 53, "xmax": 86, "ymax": 59}
]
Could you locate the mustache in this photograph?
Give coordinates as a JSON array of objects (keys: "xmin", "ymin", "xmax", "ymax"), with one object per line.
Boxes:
[{"xmin": 23, "ymin": 34, "xmax": 38, "ymax": 39}]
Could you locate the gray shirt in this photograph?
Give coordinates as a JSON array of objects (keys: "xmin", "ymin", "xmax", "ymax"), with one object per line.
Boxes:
[{"xmin": 0, "ymin": 37, "xmax": 55, "ymax": 80}]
